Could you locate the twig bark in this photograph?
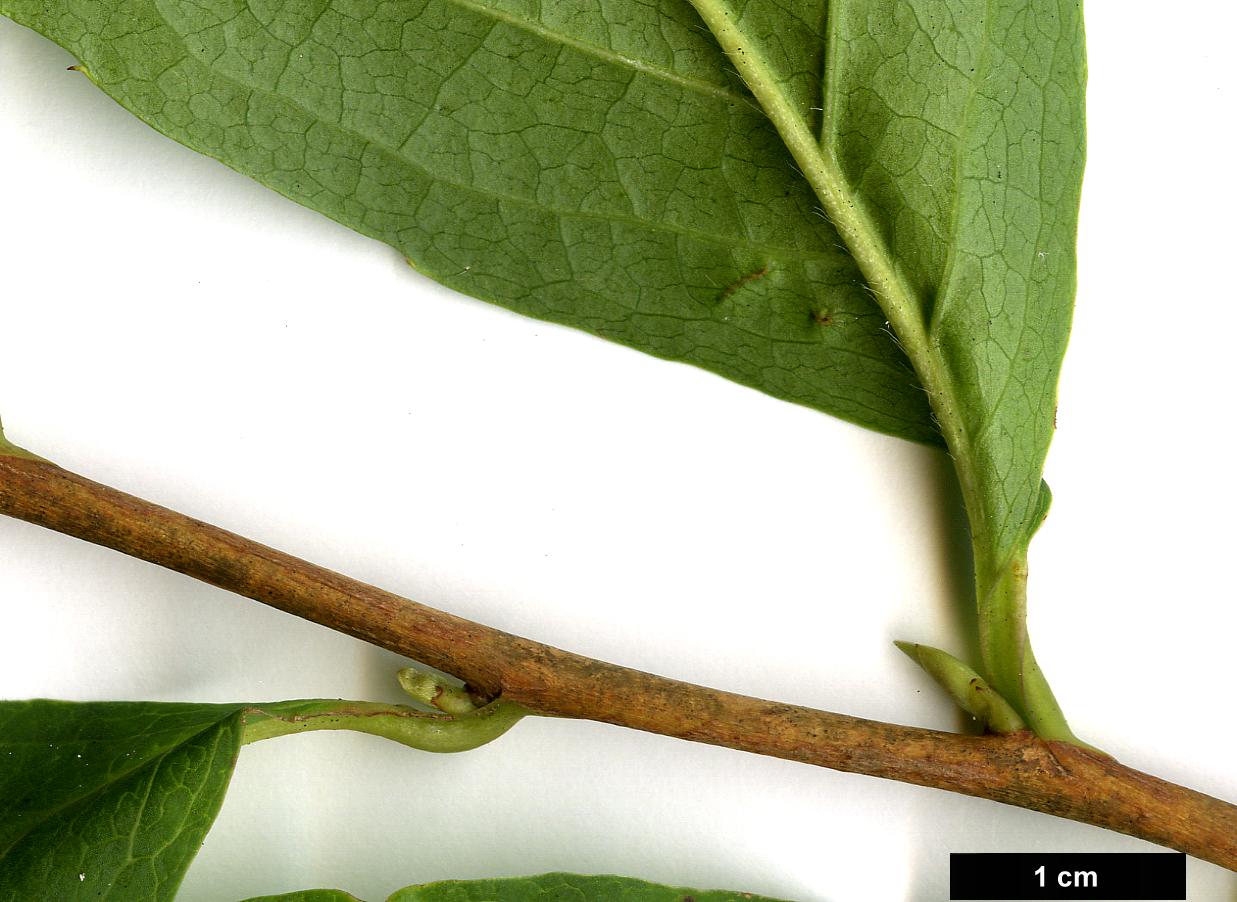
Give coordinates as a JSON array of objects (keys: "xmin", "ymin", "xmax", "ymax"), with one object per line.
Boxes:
[{"xmin": 1, "ymin": 453, "xmax": 1234, "ymax": 869}]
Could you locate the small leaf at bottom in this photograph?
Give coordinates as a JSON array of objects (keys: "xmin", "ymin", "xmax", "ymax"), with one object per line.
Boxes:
[
  {"xmin": 246, "ymin": 873, "xmax": 789, "ymax": 902},
  {"xmin": 0, "ymin": 700, "xmax": 245, "ymax": 901}
]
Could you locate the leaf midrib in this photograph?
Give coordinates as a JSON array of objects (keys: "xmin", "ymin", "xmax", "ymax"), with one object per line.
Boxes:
[{"xmin": 685, "ymin": 0, "xmax": 987, "ymax": 547}]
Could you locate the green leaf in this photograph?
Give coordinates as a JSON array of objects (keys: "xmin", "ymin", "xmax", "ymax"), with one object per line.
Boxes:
[
  {"xmin": 0, "ymin": 0, "xmax": 1087, "ymax": 739},
  {"xmin": 680, "ymin": 0, "xmax": 1085, "ymax": 739},
  {"xmin": 393, "ymin": 874, "xmax": 787, "ymax": 901},
  {"xmin": 0, "ymin": 0, "xmax": 939, "ymax": 445},
  {"xmin": 819, "ymin": 4, "xmax": 1084, "ymax": 738},
  {"xmin": 825, "ymin": 3, "xmax": 1084, "ymax": 538},
  {"xmin": 244, "ymin": 873, "xmax": 789, "ymax": 902},
  {"xmin": 0, "ymin": 699, "xmax": 246, "ymax": 902},
  {"xmin": 244, "ymin": 893, "xmax": 361, "ymax": 902},
  {"xmin": 0, "ymin": 693, "xmax": 523, "ymax": 901}
]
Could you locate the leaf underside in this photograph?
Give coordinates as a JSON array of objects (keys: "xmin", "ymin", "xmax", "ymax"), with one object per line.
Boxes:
[
  {"xmin": 820, "ymin": 0, "xmax": 1084, "ymax": 565},
  {"xmin": 245, "ymin": 873, "xmax": 789, "ymax": 902},
  {"xmin": 0, "ymin": 0, "xmax": 1084, "ymax": 554},
  {"xmin": 0, "ymin": 0, "xmax": 939, "ymax": 444}
]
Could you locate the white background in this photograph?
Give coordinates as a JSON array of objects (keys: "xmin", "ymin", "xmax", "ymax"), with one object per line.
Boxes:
[{"xmin": 1, "ymin": 6, "xmax": 1234, "ymax": 901}]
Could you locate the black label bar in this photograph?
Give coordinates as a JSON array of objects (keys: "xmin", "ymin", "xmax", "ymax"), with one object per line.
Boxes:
[{"xmin": 949, "ymin": 853, "xmax": 1185, "ymax": 900}]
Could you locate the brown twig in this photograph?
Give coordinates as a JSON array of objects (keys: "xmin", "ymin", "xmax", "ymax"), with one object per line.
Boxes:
[{"xmin": 1, "ymin": 453, "xmax": 1234, "ymax": 869}]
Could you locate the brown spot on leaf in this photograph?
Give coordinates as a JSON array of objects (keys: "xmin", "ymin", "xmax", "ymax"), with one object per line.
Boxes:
[{"xmin": 718, "ymin": 265, "xmax": 770, "ymax": 302}]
